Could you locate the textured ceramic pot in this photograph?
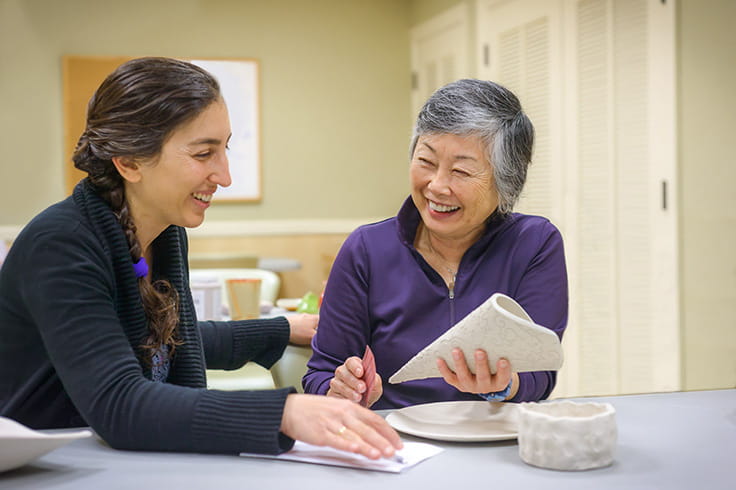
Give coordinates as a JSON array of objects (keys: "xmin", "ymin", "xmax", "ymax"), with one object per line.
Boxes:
[{"xmin": 517, "ymin": 401, "xmax": 617, "ymax": 471}]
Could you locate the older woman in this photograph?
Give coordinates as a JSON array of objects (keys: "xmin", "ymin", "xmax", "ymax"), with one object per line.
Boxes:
[
  {"xmin": 0, "ymin": 57, "xmax": 401, "ymax": 459},
  {"xmin": 303, "ymin": 79, "xmax": 568, "ymax": 409}
]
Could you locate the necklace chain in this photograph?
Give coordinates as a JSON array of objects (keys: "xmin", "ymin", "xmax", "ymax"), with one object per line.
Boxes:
[{"xmin": 423, "ymin": 229, "xmax": 457, "ymax": 285}]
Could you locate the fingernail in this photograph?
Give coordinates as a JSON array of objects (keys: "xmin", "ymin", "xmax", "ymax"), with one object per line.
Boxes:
[
  {"xmin": 475, "ymin": 351, "xmax": 484, "ymax": 360},
  {"xmin": 452, "ymin": 350, "xmax": 461, "ymax": 359},
  {"xmin": 499, "ymin": 359, "xmax": 508, "ymax": 368}
]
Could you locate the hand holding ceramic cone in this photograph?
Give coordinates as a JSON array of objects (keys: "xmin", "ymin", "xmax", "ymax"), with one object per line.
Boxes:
[{"xmin": 389, "ymin": 293, "xmax": 563, "ymax": 384}]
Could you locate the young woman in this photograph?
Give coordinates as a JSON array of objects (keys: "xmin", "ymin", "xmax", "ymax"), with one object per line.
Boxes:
[{"xmin": 0, "ymin": 57, "xmax": 401, "ymax": 459}]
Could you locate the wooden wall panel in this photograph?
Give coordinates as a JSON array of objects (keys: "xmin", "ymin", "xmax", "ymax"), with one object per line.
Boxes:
[
  {"xmin": 62, "ymin": 56, "xmax": 131, "ymax": 195},
  {"xmin": 187, "ymin": 233, "xmax": 349, "ymax": 299}
]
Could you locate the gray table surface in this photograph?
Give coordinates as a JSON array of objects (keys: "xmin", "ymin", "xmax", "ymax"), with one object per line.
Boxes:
[{"xmin": 2, "ymin": 389, "xmax": 734, "ymax": 489}]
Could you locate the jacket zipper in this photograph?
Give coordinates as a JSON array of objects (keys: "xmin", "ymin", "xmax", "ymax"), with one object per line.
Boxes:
[{"xmin": 448, "ymin": 274, "xmax": 456, "ymax": 325}]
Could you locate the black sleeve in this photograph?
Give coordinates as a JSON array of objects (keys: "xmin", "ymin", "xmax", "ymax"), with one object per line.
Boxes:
[
  {"xmin": 21, "ymin": 223, "xmax": 294, "ymax": 454},
  {"xmin": 199, "ymin": 316, "xmax": 291, "ymax": 370}
]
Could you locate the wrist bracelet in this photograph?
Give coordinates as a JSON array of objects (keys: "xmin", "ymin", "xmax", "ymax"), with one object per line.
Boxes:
[{"xmin": 478, "ymin": 379, "xmax": 512, "ymax": 402}]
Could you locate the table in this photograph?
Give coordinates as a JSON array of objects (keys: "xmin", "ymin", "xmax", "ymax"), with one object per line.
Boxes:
[{"xmin": 2, "ymin": 390, "xmax": 733, "ymax": 489}]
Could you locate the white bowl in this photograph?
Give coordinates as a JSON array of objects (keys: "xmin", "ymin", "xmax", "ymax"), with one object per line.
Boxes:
[
  {"xmin": 517, "ymin": 401, "xmax": 617, "ymax": 471},
  {"xmin": 0, "ymin": 417, "xmax": 92, "ymax": 472}
]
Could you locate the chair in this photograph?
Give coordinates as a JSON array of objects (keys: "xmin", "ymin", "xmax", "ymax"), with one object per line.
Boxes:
[
  {"xmin": 270, "ymin": 345, "xmax": 313, "ymax": 393},
  {"xmin": 190, "ymin": 268, "xmax": 281, "ymax": 390}
]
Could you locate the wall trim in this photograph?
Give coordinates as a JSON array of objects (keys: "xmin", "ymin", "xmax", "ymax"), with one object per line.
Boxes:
[
  {"xmin": 189, "ymin": 218, "xmax": 388, "ymax": 237},
  {"xmin": 1, "ymin": 218, "xmax": 389, "ymax": 241}
]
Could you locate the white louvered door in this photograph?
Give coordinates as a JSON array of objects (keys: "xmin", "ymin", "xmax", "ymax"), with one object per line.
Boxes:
[
  {"xmin": 476, "ymin": 0, "xmax": 564, "ymax": 224},
  {"xmin": 410, "ymin": 4, "xmax": 471, "ymax": 121},
  {"xmin": 475, "ymin": 0, "xmax": 678, "ymax": 397}
]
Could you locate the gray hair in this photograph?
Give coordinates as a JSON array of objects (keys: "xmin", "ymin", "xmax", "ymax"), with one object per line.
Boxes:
[{"xmin": 409, "ymin": 79, "xmax": 534, "ymax": 215}]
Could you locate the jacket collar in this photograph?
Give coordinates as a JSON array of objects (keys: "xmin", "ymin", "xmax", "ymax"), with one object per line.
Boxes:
[{"xmin": 72, "ymin": 179, "xmax": 205, "ymax": 387}]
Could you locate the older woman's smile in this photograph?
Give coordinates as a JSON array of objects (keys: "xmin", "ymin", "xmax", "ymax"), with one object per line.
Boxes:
[
  {"xmin": 428, "ymin": 200, "xmax": 460, "ymax": 213},
  {"xmin": 410, "ymin": 133, "xmax": 498, "ymax": 243}
]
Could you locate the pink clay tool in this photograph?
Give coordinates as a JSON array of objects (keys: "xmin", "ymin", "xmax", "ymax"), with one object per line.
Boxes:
[{"xmin": 360, "ymin": 345, "xmax": 376, "ymax": 407}]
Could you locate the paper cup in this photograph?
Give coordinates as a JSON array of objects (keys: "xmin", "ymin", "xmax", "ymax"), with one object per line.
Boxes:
[{"xmin": 225, "ymin": 278, "xmax": 262, "ymax": 320}]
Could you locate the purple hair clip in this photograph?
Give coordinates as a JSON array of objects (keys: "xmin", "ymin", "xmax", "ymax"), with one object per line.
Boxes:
[{"xmin": 132, "ymin": 257, "xmax": 149, "ymax": 278}]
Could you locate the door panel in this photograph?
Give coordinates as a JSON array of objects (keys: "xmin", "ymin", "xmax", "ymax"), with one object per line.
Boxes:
[{"xmin": 473, "ymin": 0, "xmax": 678, "ymax": 397}]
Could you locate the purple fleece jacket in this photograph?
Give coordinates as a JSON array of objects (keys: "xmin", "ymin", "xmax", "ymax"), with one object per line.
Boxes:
[{"xmin": 303, "ymin": 198, "xmax": 568, "ymax": 409}]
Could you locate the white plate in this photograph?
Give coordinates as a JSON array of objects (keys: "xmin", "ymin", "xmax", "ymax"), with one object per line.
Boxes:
[
  {"xmin": 386, "ymin": 401, "xmax": 519, "ymax": 442},
  {"xmin": 275, "ymin": 298, "xmax": 300, "ymax": 311},
  {"xmin": 0, "ymin": 417, "xmax": 92, "ymax": 473}
]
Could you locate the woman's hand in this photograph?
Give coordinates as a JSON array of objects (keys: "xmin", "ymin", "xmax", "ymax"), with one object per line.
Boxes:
[
  {"xmin": 280, "ymin": 394, "xmax": 402, "ymax": 460},
  {"xmin": 326, "ymin": 356, "xmax": 383, "ymax": 407},
  {"xmin": 286, "ymin": 313, "xmax": 319, "ymax": 345},
  {"xmin": 437, "ymin": 348, "xmax": 517, "ymax": 399}
]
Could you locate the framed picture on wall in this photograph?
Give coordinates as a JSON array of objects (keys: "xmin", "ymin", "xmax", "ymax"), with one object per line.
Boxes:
[
  {"xmin": 63, "ymin": 56, "xmax": 262, "ymax": 202},
  {"xmin": 189, "ymin": 58, "xmax": 261, "ymax": 202}
]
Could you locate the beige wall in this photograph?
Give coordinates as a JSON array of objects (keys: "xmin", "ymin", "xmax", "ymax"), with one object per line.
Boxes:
[
  {"xmin": 0, "ymin": 0, "xmax": 412, "ymax": 225},
  {"xmin": 408, "ymin": 0, "xmax": 464, "ymax": 25},
  {"xmin": 677, "ymin": 0, "xmax": 736, "ymax": 390},
  {"xmin": 2, "ymin": 0, "xmax": 734, "ymax": 389}
]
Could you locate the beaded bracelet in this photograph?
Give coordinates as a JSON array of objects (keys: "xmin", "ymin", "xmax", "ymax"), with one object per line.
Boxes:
[{"xmin": 478, "ymin": 379, "xmax": 512, "ymax": 402}]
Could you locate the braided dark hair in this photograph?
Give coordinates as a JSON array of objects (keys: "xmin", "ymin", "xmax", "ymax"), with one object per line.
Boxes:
[{"xmin": 72, "ymin": 57, "xmax": 221, "ymax": 363}]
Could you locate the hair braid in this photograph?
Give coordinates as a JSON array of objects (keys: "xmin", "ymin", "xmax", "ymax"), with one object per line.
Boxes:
[
  {"xmin": 70, "ymin": 57, "xmax": 220, "ymax": 365},
  {"xmin": 75, "ymin": 132, "xmax": 182, "ymax": 364}
]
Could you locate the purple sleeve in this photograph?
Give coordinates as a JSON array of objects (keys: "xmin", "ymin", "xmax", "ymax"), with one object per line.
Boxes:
[
  {"xmin": 510, "ymin": 222, "xmax": 569, "ymax": 402},
  {"xmin": 302, "ymin": 230, "xmax": 371, "ymax": 394}
]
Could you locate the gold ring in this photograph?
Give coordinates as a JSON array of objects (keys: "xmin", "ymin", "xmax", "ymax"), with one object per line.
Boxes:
[{"xmin": 337, "ymin": 425, "xmax": 347, "ymax": 436}]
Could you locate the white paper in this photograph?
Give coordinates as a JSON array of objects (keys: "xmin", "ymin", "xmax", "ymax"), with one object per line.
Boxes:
[
  {"xmin": 240, "ymin": 441, "xmax": 443, "ymax": 473},
  {"xmin": 389, "ymin": 293, "xmax": 563, "ymax": 384}
]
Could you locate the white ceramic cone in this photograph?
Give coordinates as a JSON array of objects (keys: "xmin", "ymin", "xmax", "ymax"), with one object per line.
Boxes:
[{"xmin": 389, "ymin": 293, "xmax": 563, "ymax": 384}]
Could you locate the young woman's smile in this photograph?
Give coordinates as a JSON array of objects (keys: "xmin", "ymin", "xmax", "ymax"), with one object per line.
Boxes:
[{"xmin": 123, "ymin": 99, "xmax": 232, "ymax": 247}]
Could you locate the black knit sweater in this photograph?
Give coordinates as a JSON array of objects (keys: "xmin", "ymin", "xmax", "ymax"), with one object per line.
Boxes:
[{"xmin": 0, "ymin": 180, "xmax": 295, "ymax": 454}]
